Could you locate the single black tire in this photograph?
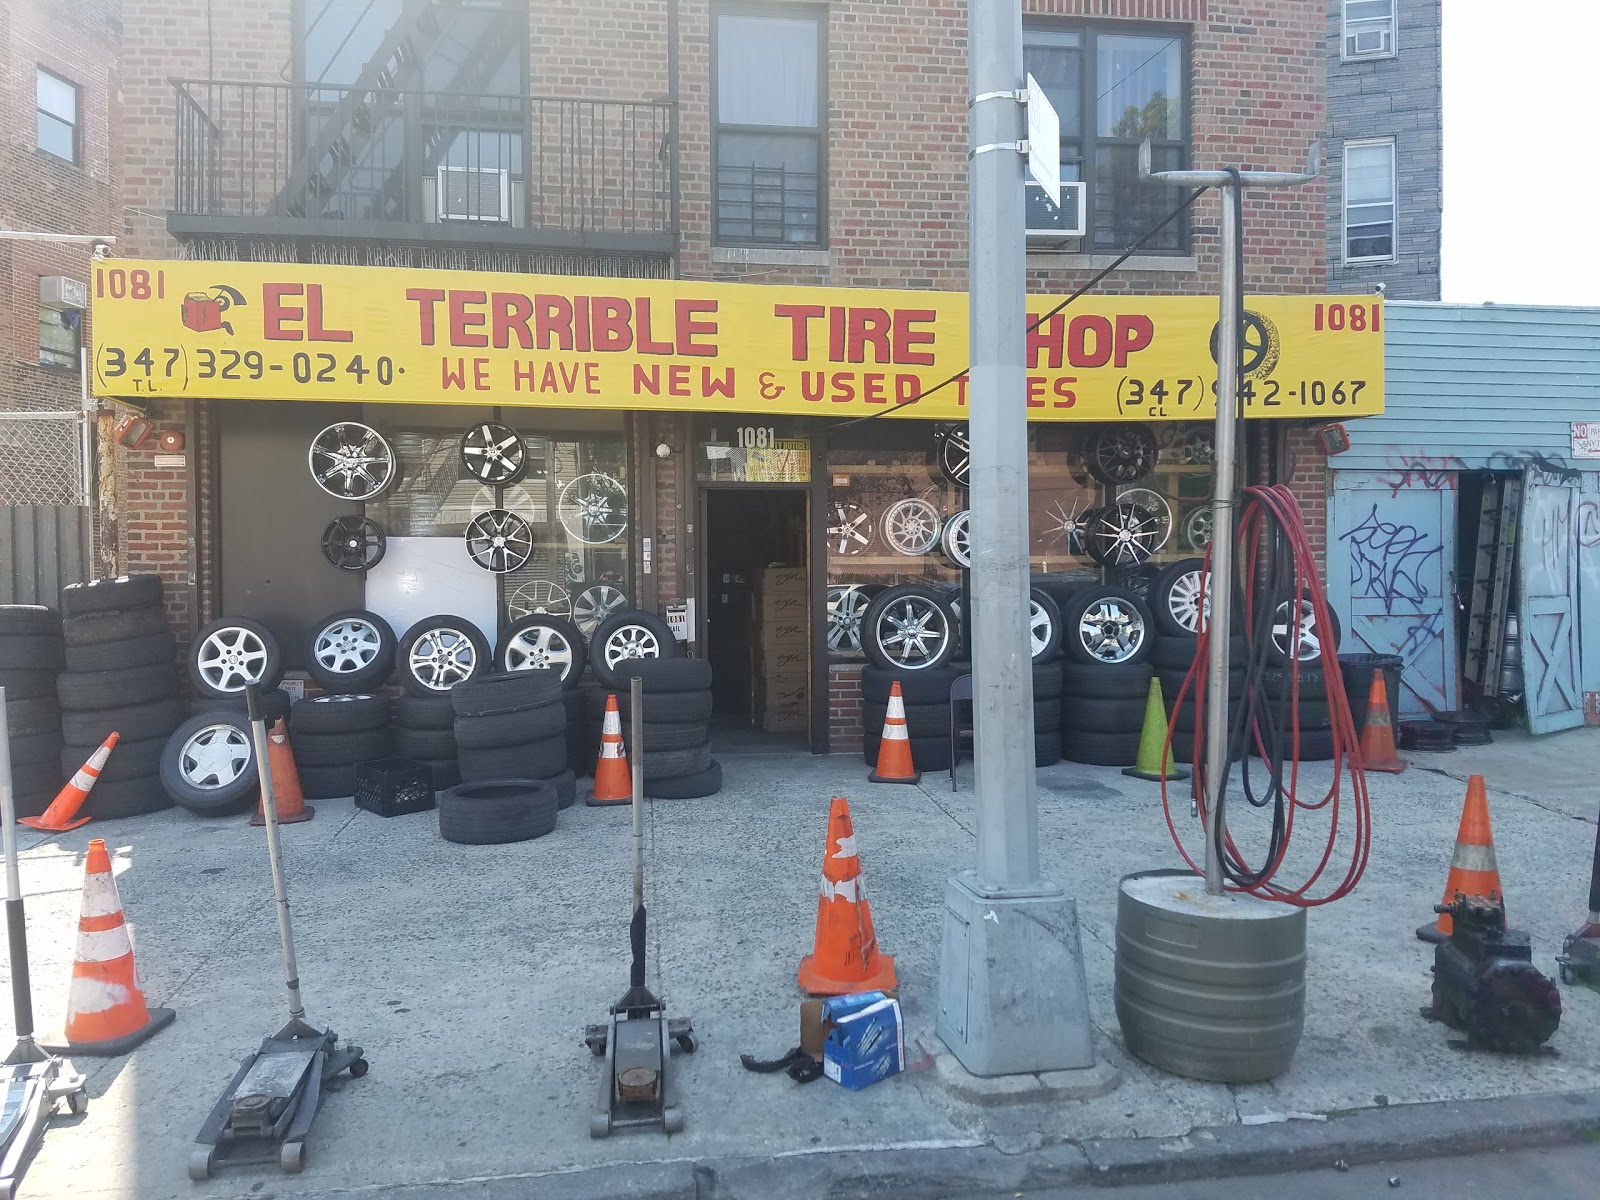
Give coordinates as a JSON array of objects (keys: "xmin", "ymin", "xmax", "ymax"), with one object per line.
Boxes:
[
  {"xmin": 1034, "ymin": 729, "xmax": 1062, "ymax": 767},
  {"xmin": 1290, "ymin": 727, "xmax": 1336, "ymax": 761},
  {"xmin": 458, "ymin": 735, "xmax": 567, "ymax": 782},
  {"xmin": 397, "ymin": 615, "xmax": 492, "ymax": 696},
  {"xmin": 59, "ymin": 697, "xmax": 181, "ymax": 744},
  {"xmin": 63, "ymin": 632, "xmax": 175, "ymax": 674},
  {"xmin": 62, "ymin": 606, "xmax": 167, "ymax": 647},
  {"xmin": 289, "ymin": 693, "xmax": 389, "ymax": 734},
  {"xmin": 60, "ymin": 575, "xmax": 162, "ymax": 618},
  {"xmin": 451, "ymin": 670, "xmax": 564, "ymax": 717},
  {"xmin": 0, "ymin": 635, "xmax": 64, "ymax": 671},
  {"xmin": 860, "ymin": 664, "xmax": 965, "ymax": 706},
  {"xmin": 298, "ymin": 763, "xmax": 357, "ymax": 800},
  {"xmin": 1060, "ymin": 586, "xmax": 1153, "ymax": 666},
  {"xmin": 8, "ymin": 731, "xmax": 62, "ymax": 767},
  {"xmin": 862, "ymin": 700, "xmax": 953, "ymax": 740},
  {"xmin": 454, "ymin": 702, "xmax": 567, "ymax": 749},
  {"xmin": 438, "ymin": 778, "xmax": 558, "ymax": 844},
  {"xmin": 1156, "ymin": 667, "xmax": 1246, "ymax": 705},
  {"xmin": 65, "ymin": 734, "xmax": 165, "ymax": 782},
  {"xmin": 394, "ymin": 726, "xmax": 459, "ymax": 759},
  {"xmin": 1033, "ymin": 697, "xmax": 1062, "ymax": 732},
  {"xmin": 10, "ymin": 696, "xmax": 62, "ymax": 738},
  {"xmin": 57, "ymin": 664, "xmax": 179, "ymax": 712},
  {"xmin": 1259, "ymin": 665, "xmax": 1329, "ymax": 700},
  {"xmin": 1153, "ymin": 634, "xmax": 1249, "ymax": 671},
  {"xmin": 0, "ymin": 606, "xmax": 60, "ymax": 637},
  {"xmin": 1060, "ymin": 697, "xmax": 1148, "ymax": 734},
  {"xmin": 640, "ymin": 742, "xmax": 713, "ymax": 781},
  {"xmin": 291, "ymin": 727, "xmax": 391, "ymax": 768},
  {"xmin": 496, "ymin": 615, "xmax": 587, "ymax": 689},
  {"xmin": 84, "ymin": 773, "xmax": 173, "ymax": 821},
  {"xmin": 863, "ymin": 732, "xmax": 954, "ymax": 772},
  {"xmin": 1058, "ymin": 661, "xmax": 1154, "ymax": 700},
  {"xmin": 610, "ymin": 657, "xmax": 714, "ymax": 693},
  {"xmin": 160, "ymin": 712, "xmax": 258, "ymax": 816},
  {"xmin": 391, "ymin": 694, "xmax": 457, "ymax": 730},
  {"xmin": 1027, "ymin": 588, "xmax": 1064, "ymax": 663},
  {"xmin": 189, "ymin": 617, "xmax": 284, "ymax": 699},
  {"xmin": 1033, "ymin": 660, "xmax": 1063, "ymax": 699},
  {"xmin": 419, "ymin": 757, "xmax": 461, "ymax": 791},
  {"xmin": 1060, "ymin": 730, "xmax": 1142, "ymax": 766},
  {"xmin": 1170, "ymin": 703, "xmax": 1244, "ymax": 734},
  {"xmin": 305, "ymin": 609, "xmax": 397, "ymax": 694},
  {"xmin": 587, "ymin": 688, "xmax": 714, "ymax": 724},
  {"xmin": 547, "ymin": 767, "xmax": 577, "ymax": 809},
  {"xmin": 861, "ymin": 584, "xmax": 959, "ymax": 674},
  {"xmin": 645, "ymin": 760, "xmax": 723, "ymax": 800},
  {"xmin": 0, "ymin": 669, "xmax": 57, "ymax": 700},
  {"xmin": 639, "ymin": 721, "xmax": 712, "ymax": 752},
  {"xmin": 590, "ymin": 610, "xmax": 679, "ymax": 688},
  {"xmin": 1273, "ymin": 700, "xmax": 1334, "ymax": 729},
  {"xmin": 190, "ymin": 688, "xmax": 293, "ymax": 728}
]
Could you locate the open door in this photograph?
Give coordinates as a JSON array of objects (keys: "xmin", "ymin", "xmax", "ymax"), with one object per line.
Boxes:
[
  {"xmin": 1519, "ymin": 465, "xmax": 1584, "ymax": 734},
  {"xmin": 1329, "ymin": 470, "xmax": 1457, "ymax": 715}
]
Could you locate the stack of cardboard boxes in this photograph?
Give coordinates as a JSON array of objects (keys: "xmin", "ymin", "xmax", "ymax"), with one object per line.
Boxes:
[{"xmin": 756, "ymin": 567, "xmax": 808, "ymax": 733}]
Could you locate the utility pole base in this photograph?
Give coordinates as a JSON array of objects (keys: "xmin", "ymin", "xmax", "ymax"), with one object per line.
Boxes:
[{"xmin": 936, "ymin": 871, "xmax": 1097, "ymax": 1076}]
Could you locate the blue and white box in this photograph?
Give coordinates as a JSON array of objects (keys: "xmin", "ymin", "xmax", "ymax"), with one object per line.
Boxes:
[{"xmin": 821, "ymin": 991, "xmax": 905, "ymax": 1090}]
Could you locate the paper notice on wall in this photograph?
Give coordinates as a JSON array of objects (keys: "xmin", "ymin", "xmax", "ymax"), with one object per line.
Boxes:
[{"xmin": 1572, "ymin": 422, "xmax": 1600, "ymax": 459}]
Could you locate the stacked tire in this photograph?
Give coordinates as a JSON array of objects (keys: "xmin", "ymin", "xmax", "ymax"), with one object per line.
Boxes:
[
  {"xmin": 58, "ymin": 576, "xmax": 179, "ymax": 819},
  {"xmin": 494, "ymin": 614, "xmax": 590, "ymax": 782},
  {"xmin": 1, "ymin": 605, "xmax": 66, "ymax": 817},
  {"xmin": 606, "ymin": 659, "xmax": 722, "ymax": 800},
  {"xmin": 1146, "ymin": 559, "xmax": 1246, "ymax": 766},
  {"xmin": 1056, "ymin": 584, "xmax": 1155, "ymax": 767},
  {"xmin": 288, "ymin": 694, "xmax": 391, "ymax": 799},
  {"xmin": 1257, "ymin": 596, "xmax": 1342, "ymax": 762},
  {"xmin": 861, "ymin": 663, "xmax": 1063, "ymax": 771},
  {"xmin": 437, "ymin": 777, "xmax": 559, "ymax": 845},
  {"xmin": 391, "ymin": 695, "xmax": 460, "ymax": 791},
  {"xmin": 453, "ymin": 672, "xmax": 575, "ymax": 811}
]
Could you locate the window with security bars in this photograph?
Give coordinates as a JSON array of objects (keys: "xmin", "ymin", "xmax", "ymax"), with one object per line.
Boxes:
[
  {"xmin": 713, "ymin": 8, "xmax": 824, "ymax": 246},
  {"xmin": 1344, "ymin": 139, "xmax": 1396, "ymax": 262}
]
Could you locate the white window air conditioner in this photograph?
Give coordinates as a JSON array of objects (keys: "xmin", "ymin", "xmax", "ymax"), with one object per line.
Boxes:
[
  {"xmin": 436, "ymin": 166, "xmax": 511, "ymax": 223},
  {"xmin": 39, "ymin": 275, "xmax": 88, "ymax": 310},
  {"xmin": 1026, "ymin": 180, "xmax": 1087, "ymax": 241},
  {"xmin": 1345, "ymin": 23, "xmax": 1394, "ymax": 59}
]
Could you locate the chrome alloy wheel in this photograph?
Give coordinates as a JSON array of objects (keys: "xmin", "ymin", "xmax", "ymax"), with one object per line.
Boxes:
[
  {"xmin": 501, "ymin": 622, "xmax": 578, "ymax": 680},
  {"xmin": 179, "ymin": 723, "xmax": 252, "ymax": 791},
  {"xmin": 1076, "ymin": 597, "xmax": 1147, "ymax": 664},
  {"xmin": 871, "ymin": 594, "xmax": 952, "ymax": 670},
  {"xmin": 826, "ymin": 585, "xmax": 872, "ymax": 653},
  {"xmin": 408, "ymin": 626, "xmax": 481, "ymax": 690},
  {"xmin": 195, "ymin": 625, "xmax": 270, "ymax": 694},
  {"xmin": 312, "ymin": 616, "xmax": 384, "ymax": 677},
  {"xmin": 600, "ymin": 622, "xmax": 663, "ymax": 670}
]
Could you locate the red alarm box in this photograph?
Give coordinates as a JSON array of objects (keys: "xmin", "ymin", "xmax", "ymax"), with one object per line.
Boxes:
[
  {"xmin": 158, "ymin": 430, "xmax": 185, "ymax": 452},
  {"xmin": 114, "ymin": 414, "xmax": 154, "ymax": 450}
]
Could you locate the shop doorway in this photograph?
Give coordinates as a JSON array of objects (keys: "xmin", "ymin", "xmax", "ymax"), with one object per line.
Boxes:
[{"xmin": 701, "ymin": 488, "xmax": 810, "ymax": 750}]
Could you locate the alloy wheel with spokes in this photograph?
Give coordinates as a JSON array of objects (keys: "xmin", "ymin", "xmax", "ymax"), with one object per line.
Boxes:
[
  {"xmin": 1269, "ymin": 597, "xmax": 1339, "ymax": 664},
  {"xmin": 507, "ymin": 579, "xmax": 573, "ymax": 619},
  {"xmin": 827, "ymin": 500, "xmax": 873, "ymax": 555},
  {"xmin": 320, "ymin": 515, "xmax": 387, "ymax": 571},
  {"xmin": 497, "ymin": 614, "xmax": 585, "ymax": 685},
  {"xmin": 881, "ymin": 497, "xmax": 942, "ymax": 556},
  {"xmin": 399, "ymin": 618, "xmax": 488, "ymax": 694},
  {"xmin": 1084, "ymin": 502, "xmax": 1163, "ymax": 567},
  {"xmin": 940, "ymin": 510, "xmax": 972, "ymax": 568},
  {"xmin": 826, "ymin": 584, "xmax": 878, "ymax": 653},
  {"xmin": 308, "ymin": 422, "xmax": 396, "ymax": 500},
  {"xmin": 1086, "ymin": 425, "xmax": 1158, "ymax": 484},
  {"xmin": 863, "ymin": 584, "xmax": 958, "ymax": 672},
  {"xmin": 572, "ymin": 583, "xmax": 627, "ymax": 636},
  {"xmin": 465, "ymin": 509, "xmax": 534, "ymax": 574},
  {"xmin": 459, "ymin": 422, "xmax": 528, "ymax": 485},
  {"xmin": 307, "ymin": 610, "xmax": 395, "ymax": 692},
  {"xmin": 191, "ymin": 618, "xmax": 281, "ymax": 698},
  {"xmin": 1063, "ymin": 586, "xmax": 1152, "ymax": 665},
  {"xmin": 558, "ymin": 473, "xmax": 629, "ymax": 545}
]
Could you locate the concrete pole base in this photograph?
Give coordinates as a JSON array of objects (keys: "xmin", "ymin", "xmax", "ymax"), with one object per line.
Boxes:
[{"xmin": 936, "ymin": 870, "xmax": 1096, "ymax": 1076}]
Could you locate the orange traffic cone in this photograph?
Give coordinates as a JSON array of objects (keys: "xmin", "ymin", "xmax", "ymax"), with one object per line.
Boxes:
[
  {"xmin": 868, "ymin": 681, "xmax": 920, "ymax": 784},
  {"xmin": 1358, "ymin": 669, "xmax": 1406, "ymax": 774},
  {"xmin": 588, "ymin": 693, "xmax": 632, "ymax": 806},
  {"xmin": 797, "ymin": 797, "xmax": 897, "ymax": 995},
  {"xmin": 41, "ymin": 839, "xmax": 175, "ymax": 1056},
  {"xmin": 250, "ymin": 717, "xmax": 313, "ymax": 825},
  {"xmin": 1417, "ymin": 774, "xmax": 1503, "ymax": 944},
  {"xmin": 21, "ymin": 732, "xmax": 119, "ymax": 832}
]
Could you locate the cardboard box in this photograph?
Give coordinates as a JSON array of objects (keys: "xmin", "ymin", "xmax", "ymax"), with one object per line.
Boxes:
[
  {"xmin": 761, "ymin": 681, "xmax": 808, "ymax": 710},
  {"xmin": 759, "ymin": 566, "xmax": 807, "ymax": 595},
  {"xmin": 820, "ymin": 992, "xmax": 905, "ymax": 1090},
  {"xmin": 760, "ymin": 592, "xmax": 809, "ymax": 620},
  {"xmin": 762, "ymin": 646, "xmax": 809, "ymax": 677},
  {"xmin": 761, "ymin": 618, "xmax": 808, "ymax": 649},
  {"xmin": 762, "ymin": 698, "xmax": 808, "ymax": 732}
]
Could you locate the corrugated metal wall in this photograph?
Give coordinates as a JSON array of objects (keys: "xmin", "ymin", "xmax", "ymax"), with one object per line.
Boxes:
[
  {"xmin": 1341, "ymin": 302, "xmax": 1600, "ymax": 472},
  {"xmin": 0, "ymin": 507, "xmax": 93, "ymax": 606}
]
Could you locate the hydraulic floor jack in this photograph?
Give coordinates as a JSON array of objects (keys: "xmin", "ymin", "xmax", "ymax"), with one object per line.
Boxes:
[
  {"xmin": 1556, "ymin": 804, "xmax": 1600, "ymax": 990},
  {"xmin": 0, "ymin": 694, "xmax": 87, "ymax": 1200},
  {"xmin": 190, "ymin": 686, "xmax": 366, "ymax": 1180},
  {"xmin": 584, "ymin": 679, "xmax": 695, "ymax": 1137}
]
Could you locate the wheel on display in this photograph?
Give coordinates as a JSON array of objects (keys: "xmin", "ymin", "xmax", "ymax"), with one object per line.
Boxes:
[
  {"xmin": 306, "ymin": 609, "xmax": 396, "ymax": 693},
  {"xmin": 1268, "ymin": 597, "xmax": 1341, "ymax": 664},
  {"xmin": 458, "ymin": 422, "xmax": 528, "ymax": 485},
  {"xmin": 1027, "ymin": 588, "xmax": 1063, "ymax": 663},
  {"xmin": 826, "ymin": 500, "xmax": 873, "ymax": 556},
  {"xmin": 1062, "ymin": 585, "xmax": 1153, "ymax": 665},
  {"xmin": 932, "ymin": 423, "xmax": 971, "ymax": 488},
  {"xmin": 397, "ymin": 616, "xmax": 490, "ymax": 695},
  {"xmin": 558, "ymin": 473, "xmax": 629, "ymax": 545},
  {"xmin": 497, "ymin": 614, "xmax": 586, "ymax": 687},
  {"xmin": 862, "ymin": 584, "xmax": 959, "ymax": 673},
  {"xmin": 1180, "ymin": 503, "xmax": 1214, "ymax": 552},
  {"xmin": 320, "ymin": 515, "xmax": 387, "ymax": 571},
  {"xmin": 159, "ymin": 712, "xmax": 257, "ymax": 816},
  {"xmin": 1149, "ymin": 558, "xmax": 1212, "ymax": 638},
  {"xmin": 1182, "ymin": 426, "xmax": 1215, "ymax": 465},
  {"xmin": 308, "ymin": 422, "xmax": 396, "ymax": 500},
  {"xmin": 190, "ymin": 617, "xmax": 284, "ymax": 698},
  {"xmin": 590, "ymin": 610, "xmax": 678, "ymax": 687},
  {"xmin": 1086, "ymin": 425, "xmax": 1158, "ymax": 484},
  {"xmin": 1113, "ymin": 487, "xmax": 1173, "ymax": 552},
  {"xmin": 465, "ymin": 510, "xmax": 534, "ymax": 574},
  {"xmin": 1083, "ymin": 502, "xmax": 1163, "ymax": 568},
  {"xmin": 1039, "ymin": 497, "xmax": 1093, "ymax": 558},
  {"xmin": 880, "ymin": 497, "xmax": 942, "ymax": 556},
  {"xmin": 825, "ymin": 584, "xmax": 884, "ymax": 654},
  {"xmin": 507, "ymin": 579, "xmax": 573, "ymax": 620},
  {"xmin": 940, "ymin": 510, "xmax": 972, "ymax": 568},
  {"xmin": 572, "ymin": 584, "xmax": 627, "ymax": 636}
]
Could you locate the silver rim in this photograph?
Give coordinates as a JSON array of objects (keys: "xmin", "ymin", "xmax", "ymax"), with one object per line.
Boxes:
[
  {"xmin": 573, "ymin": 584, "xmax": 627, "ymax": 636},
  {"xmin": 1089, "ymin": 426, "xmax": 1157, "ymax": 483},
  {"xmin": 826, "ymin": 585, "xmax": 873, "ymax": 653},
  {"xmin": 1077, "ymin": 598, "xmax": 1147, "ymax": 663},
  {"xmin": 558, "ymin": 473, "xmax": 628, "ymax": 545},
  {"xmin": 308, "ymin": 422, "xmax": 395, "ymax": 500},
  {"xmin": 179, "ymin": 723, "xmax": 251, "ymax": 789},
  {"xmin": 1182, "ymin": 427, "xmax": 1215, "ymax": 465},
  {"xmin": 1181, "ymin": 505, "xmax": 1214, "ymax": 551},
  {"xmin": 881, "ymin": 498, "xmax": 942, "ymax": 556},
  {"xmin": 1085, "ymin": 503, "xmax": 1162, "ymax": 567},
  {"xmin": 1114, "ymin": 487, "xmax": 1173, "ymax": 552},
  {"xmin": 508, "ymin": 579, "xmax": 572, "ymax": 619},
  {"xmin": 196, "ymin": 625, "xmax": 270, "ymax": 693},
  {"xmin": 1272, "ymin": 599, "xmax": 1324, "ymax": 662},
  {"xmin": 937, "ymin": 425, "xmax": 971, "ymax": 486},
  {"xmin": 872, "ymin": 594, "xmax": 951, "ymax": 669},
  {"xmin": 1166, "ymin": 569, "xmax": 1212, "ymax": 635},
  {"xmin": 602, "ymin": 623, "xmax": 662, "ymax": 669},
  {"xmin": 465, "ymin": 510, "xmax": 533, "ymax": 574},
  {"xmin": 827, "ymin": 501, "xmax": 873, "ymax": 555},
  {"xmin": 408, "ymin": 627, "xmax": 480, "ymax": 690},
  {"xmin": 1028, "ymin": 597, "xmax": 1056, "ymax": 657},
  {"xmin": 1040, "ymin": 498, "xmax": 1090, "ymax": 557},
  {"xmin": 502, "ymin": 623, "xmax": 577, "ymax": 679},
  {"xmin": 460, "ymin": 423, "xmax": 526, "ymax": 484},
  {"xmin": 310, "ymin": 693, "xmax": 374, "ymax": 704},
  {"xmin": 942, "ymin": 511, "xmax": 972, "ymax": 568},
  {"xmin": 312, "ymin": 617, "xmax": 383, "ymax": 676}
]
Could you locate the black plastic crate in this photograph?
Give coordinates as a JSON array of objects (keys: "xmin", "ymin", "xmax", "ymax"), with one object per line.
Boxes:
[{"xmin": 354, "ymin": 758, "xmax": 437, "ymax": 817}]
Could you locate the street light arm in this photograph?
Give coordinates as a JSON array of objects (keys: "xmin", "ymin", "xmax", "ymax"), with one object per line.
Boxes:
[{"xmin": 1138, "ymin": 137, "xmax": 1321, "ymax": 186}]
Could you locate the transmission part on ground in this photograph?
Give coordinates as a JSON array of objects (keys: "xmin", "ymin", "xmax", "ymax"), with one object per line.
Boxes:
[{"xmin": 1425, "ymin": 893, "xmax": 1561, "ymax": 1054}]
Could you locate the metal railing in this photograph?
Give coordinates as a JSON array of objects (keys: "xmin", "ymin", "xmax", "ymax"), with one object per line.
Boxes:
[{"xmin": 171, "ymin": 80, "xmax": 675, "ymax": 239}]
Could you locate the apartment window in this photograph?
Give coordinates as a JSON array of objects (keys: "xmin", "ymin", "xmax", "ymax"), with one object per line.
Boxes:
[
  {"xmin": 36, "ymin": 69, "xmax": 80, "ymax": 164},
  {"xmin": 1342, "ymin": 1, "xmax": 1397, "ymax": 61},
  {"xmin": 1023, "ymin": 26, "xmax": 1189, "ymax": 253},
  {"xmin": 713, "ymin": 8, "xmax": 824, "ymax": 246},
  {"xmin": 1344, "ymin": 139, "xmax": 1396, "ymax": 262},
  {"xmin": 39, "ymin": 304, "xmax": 81, "ymax": 370}
]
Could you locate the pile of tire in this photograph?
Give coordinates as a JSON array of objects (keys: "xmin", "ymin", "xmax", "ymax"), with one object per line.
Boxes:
[
  {"xmin": 453, "ymin": 671, "xmax": 575, "ymax": 810},
  {"xmin": 186, "ymin": 614, "xmax": 290, "ymax": 726},
  {"xmin": 1144, "ymin": 559, "xmax": 1246, "ymax": 765},
  {"xmin": 287, "ymin": 694, "xmax": 392, "ymax": 799},
  {"xmin": 861, "ymin": 661, "xmax": 1063, "ymax": 772},
  {"xmin": 495, "ymin": 613, "xmax": 590, "ymax": 777},
  {"xmin": 600, "ymin": 659, "xmax": 722, "ymax": 800},
  {"xmin": 1255, "ymin": 597, "xmax": 1342, "ymax": 763},
  {"xmin": 1, "ymin": 604, "xmax": 66, "ymax": 817},
  {"xmin": 58, "ymin": 575, "xmax": 181, "ymax": 819},
  {"xmin": 1055, "ymin": 583, "xmax": 1155, "ymax": 767},
  {"xmin": 391, "ymin": 695, "xmax": 459, "ymax": 791}
]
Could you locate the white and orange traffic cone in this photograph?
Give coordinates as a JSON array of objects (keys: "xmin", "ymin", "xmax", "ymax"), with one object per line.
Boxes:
[
  {"xmin": 250, "ymin": 717, "xmax": 313, "ymax": 825},
  {"xmin": 588, "ymin": 694, "xmax": 632, "ymax": 807},
  {"xmin": 1358, "ymin": 669, "xmax": 1407, "ymax": 774},
  {"xmin": 868, "ymin": 681, "xmax": 920, "ymax": 784},
  {"xmin": 1417, "ymin": 774, "xmax": 1503, "ymax": 944},
  {"xmin": 40, "ymin": 839, "xmax": 174, "ymax": 1056},
  {"xmin": 20, "ymin": 732, "xmax": 119, "ymax": 832},
  {"xmin": 798, "ymin": 797, "xmax": 897, "ymax": 995}
]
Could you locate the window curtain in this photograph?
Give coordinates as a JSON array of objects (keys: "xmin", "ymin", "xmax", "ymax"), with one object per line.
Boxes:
[{"xmin": 717, "ymin": 15, "xmax": 819, "ymax": 128}]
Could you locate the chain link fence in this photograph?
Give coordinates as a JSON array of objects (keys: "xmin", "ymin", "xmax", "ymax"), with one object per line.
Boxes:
[{"xmin": 0, "ymin": 412, "xmax": 87, "ymax": 507}]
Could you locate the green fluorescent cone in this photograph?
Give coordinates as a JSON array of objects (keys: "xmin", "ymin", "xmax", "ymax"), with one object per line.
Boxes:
[{"xmin": 1123, "ymin": 676, "xmax": 1190, "ymax": 782}]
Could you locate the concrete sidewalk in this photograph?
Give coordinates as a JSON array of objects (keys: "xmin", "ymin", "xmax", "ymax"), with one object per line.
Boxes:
[{"xmin": 5, "ymin": 725, "xmax": 1600, "ymax": 1199}]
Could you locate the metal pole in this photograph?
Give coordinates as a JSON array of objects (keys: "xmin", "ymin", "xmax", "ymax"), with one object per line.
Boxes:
[
  {"xmin": 630, "ymin": 677, "xmax": 644, "ymax": 915},
  {"xmin": 0, "ymin": 690, "xmax": 36, "ymax": 1044},
  {"xmin": 245, "ymin": 685, "xmax": 303, "ymax": 1023}
]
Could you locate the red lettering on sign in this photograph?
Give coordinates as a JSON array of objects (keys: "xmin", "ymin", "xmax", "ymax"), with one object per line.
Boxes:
[
  {"xmin": 862, "ymin": 373, "xmax": 887, "ymax": 403},
  {"xmin": 263, "ymin": 283, "xmax": 304, "ymax": 341},
  {"xmin": 492, "ymin": 293, "xmax": 535, "ymax": 350},
  {"xmin": 305, "ymin": 285, "xmax": 352, "ymax": 342},
  {"xmin": 635, "ymin": 297, "xmax": 673, "ymax": 355},
  {"xmin": 592, "ymin": 297, "xmax": 632, "ymax": 352},
  {"xmin": 535, "ymin": 296, "xmax": 574, "ymax": 351},
  {"xmin": 1067, "ymin": 315, "xmax": 1114, "ymax": 368},
  {"xmin": 676, "ymin": 300, "xmax": 718, "ymax": 356},
  {"xmin": 449, "ymin": 290, "xmax": 488, "ymax": 348},
  {"xmin": 774, "ymin": 304, "xmax": 825, "ymax": 359},
  {"xmin": 893, "ymin": 310, "xmax": 936, "ymax": 366},
  {"xmin": 1113, "ymin": 314, "xmax": 1154, "ymax": 366},
  {"xmin": 1026, "ymin": 376, "xmax": 1046, "ymax": 408},
  {"xmin": 472, "ymin": 358, "xmax": 491, "ymax": 391},
  {"xmin": 408, "ymin": 288, "xmax": 445, "ymax": 346},
  {"xmin": 847, "ymin": 308, "xmax": 892, "ymax": 364},
  {"xmin": 1026, "ymin": 313, "xmax": 1063, "ymax": 369},
  {"xmin": 1054, "ymin": 378, "xmax": 1077, "ymax": 408}
]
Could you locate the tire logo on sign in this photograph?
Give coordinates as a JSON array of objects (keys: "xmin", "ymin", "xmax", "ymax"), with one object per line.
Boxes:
[
  {"xmin": 1208, "ymin": 310, "xmax": 1280, "ymax": 379},
  {"xmin": 180, "ymin": 284, "xmax": 247, "ymax": 335}
]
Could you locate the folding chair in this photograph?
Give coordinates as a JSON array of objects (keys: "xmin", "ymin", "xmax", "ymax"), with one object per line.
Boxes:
[{"xmin": 949, "ymin": 672, "xmax": 974, "ymax": 791}]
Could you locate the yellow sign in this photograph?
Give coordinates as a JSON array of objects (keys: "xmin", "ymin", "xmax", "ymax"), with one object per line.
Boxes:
[{"xmin": 90, "ymin": 261, "xmax": 1384, "ymax": 421}]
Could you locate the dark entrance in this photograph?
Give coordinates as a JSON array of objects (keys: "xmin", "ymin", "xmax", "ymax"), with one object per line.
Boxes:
[{"xmin": 701, "ymin": 488, "xmax": 810, "ymax": 748}]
